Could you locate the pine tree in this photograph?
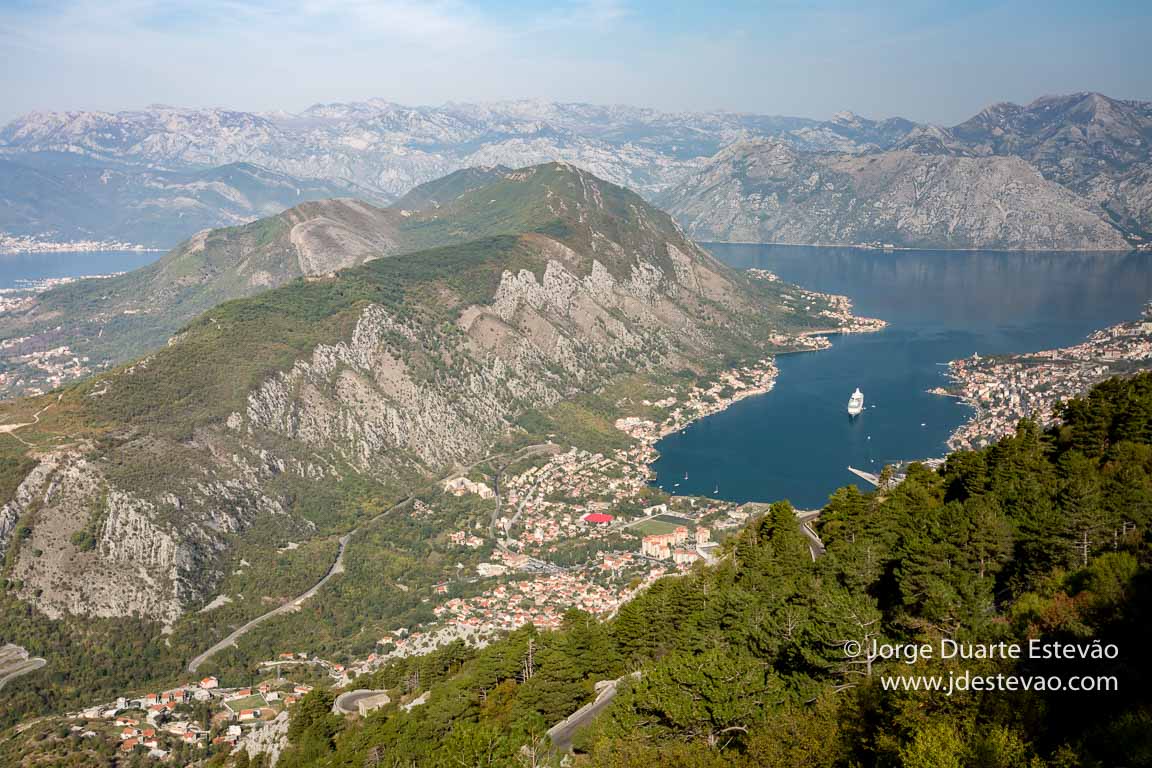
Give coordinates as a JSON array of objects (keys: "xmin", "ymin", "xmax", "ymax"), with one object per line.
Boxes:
[{"xmin": 1059, "ymin": 451, "xmax": 1110, "ymax": 567}]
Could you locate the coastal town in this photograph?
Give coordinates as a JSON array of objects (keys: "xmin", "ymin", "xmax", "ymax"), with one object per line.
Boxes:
[
  {"xmin": 747, "ymin": 269, "xmax": 889, "ymax": 338},
  {"xmin": 0, "ymin": 232, "xmax": 155, "ymax": 254},
  {"xmin": 0, "ymin": 273, "xmax": 125, "ymax": 394},
  {"xmin": 379, "ymin": 367, "xmax": 777, "ymax": 660},
  {"xmin": 938, "ymin": 304, "xmax": 1152, "ymax": 450}
]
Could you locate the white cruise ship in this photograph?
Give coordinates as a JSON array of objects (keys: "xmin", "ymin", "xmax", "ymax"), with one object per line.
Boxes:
[{"xmin": 847, "ymin": 388, "xmax": 864, "ymax": 416}]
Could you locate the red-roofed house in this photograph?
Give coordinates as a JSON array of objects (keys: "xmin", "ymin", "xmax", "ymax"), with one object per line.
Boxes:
[{"xmin": 582, "ymin": 513, "xmax": 614, "ymax": 525}]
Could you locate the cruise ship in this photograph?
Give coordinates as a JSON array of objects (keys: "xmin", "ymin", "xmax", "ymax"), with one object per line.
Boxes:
[{"xmin": 847, "ymin": 388, "xmax": 864, "ymax": 416}]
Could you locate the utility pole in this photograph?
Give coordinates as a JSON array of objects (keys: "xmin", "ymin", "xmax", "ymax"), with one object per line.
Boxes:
[
  {"xmin": 1077, "ymin": 529, "xmax": 1091, "ymax": 568},
  {"xmin": 521, "ymin": 639, "xmax": 535, "ymax": 682}
]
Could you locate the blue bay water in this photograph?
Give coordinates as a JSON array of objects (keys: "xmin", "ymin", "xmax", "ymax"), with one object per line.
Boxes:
[
  {"xmin": 652, "ymin": 245, "xmax": 1152, "ymax": 509},
  {"xmin": 0, "ymin": 250, "xmax": 161, "ymax": 290}
]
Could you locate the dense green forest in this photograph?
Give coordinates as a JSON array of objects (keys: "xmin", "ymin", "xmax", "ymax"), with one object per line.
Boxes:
[{"xmin": 272, "ymin": 373, "xmax": 1152, "ymax": 768}]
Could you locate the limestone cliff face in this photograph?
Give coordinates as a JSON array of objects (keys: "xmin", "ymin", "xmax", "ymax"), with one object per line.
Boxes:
[
  {"xmin": 240, "ymin": 236, "xmax": 713, "ymax": 476},
  {"xmin": 0, "ymin": 444, "xmax": 287, "ymax": 623},
  {"xmin": 662, "ymin": 140, "xmax": 1132, "ymax": 250}
]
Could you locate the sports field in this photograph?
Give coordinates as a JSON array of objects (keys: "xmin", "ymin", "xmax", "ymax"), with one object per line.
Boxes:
[{"xmin": 628, "ymin": 513, "xmax": 694, "ymax": 536}]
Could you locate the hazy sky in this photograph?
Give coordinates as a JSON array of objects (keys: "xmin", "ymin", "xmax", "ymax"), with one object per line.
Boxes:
[{"xmin": 1, "ymin": 0, "xmax": 1150, "ymax": 125}]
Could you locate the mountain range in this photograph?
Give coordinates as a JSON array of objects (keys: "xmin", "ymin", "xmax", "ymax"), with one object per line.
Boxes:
[
  {"xmin": 0, "ymin": 159, "xmax": 796, "ymax": 397},
  {"xmin": 3, "ymin": 93, "xmax": 1148, "ymax": 251},
  {"xmin": 661, "ymin": 93, "xmax": 1152, "ymax": 249},
  {"xmin": 0, "ymin": 99, "xmax": 915, "ymax": 203}
]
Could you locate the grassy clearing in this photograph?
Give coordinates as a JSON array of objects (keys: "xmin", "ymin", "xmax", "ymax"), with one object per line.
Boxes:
[{"xmin": 224, "ymin": 693, "xmax": 268, "ymax": 712}]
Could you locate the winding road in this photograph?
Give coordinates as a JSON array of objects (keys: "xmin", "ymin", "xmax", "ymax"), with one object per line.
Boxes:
[
  {"xmin": 0, "ymin": 644, "xmax": 47, "ymax": 692},
  {"xmin": 796, "ymin": 510, "xmax": 826, "ymax": 560},
  {"xmin": 548, "ymin": 672, "xmax": 640, "ymax": 751},
  {"xmin": 332, "ymin": 688, "xmax": 391, "ymax": 715},
  {"xmin": 187, "ymin": 497, "xmax": 413, "ymax": 673}
]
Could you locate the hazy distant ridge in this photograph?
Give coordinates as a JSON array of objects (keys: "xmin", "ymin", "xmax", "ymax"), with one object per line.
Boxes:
[{"xmin": 2, "ymin": 93, "xmax": 1149, "ymax": 250}]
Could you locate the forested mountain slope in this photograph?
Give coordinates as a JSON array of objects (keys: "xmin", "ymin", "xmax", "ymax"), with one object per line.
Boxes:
[{"xmin": 265, "ymin": 373, "xmax": 1152, "ymax": 768}]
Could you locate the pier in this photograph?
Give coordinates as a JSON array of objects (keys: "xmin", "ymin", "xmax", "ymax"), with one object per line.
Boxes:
[
  {"xmin": 847, "ymin": 466, "xmax": 881, "ymax": 486},
  {"xmin": 847, "ymin": 465, "xmax": 910, "ymax": 490}
]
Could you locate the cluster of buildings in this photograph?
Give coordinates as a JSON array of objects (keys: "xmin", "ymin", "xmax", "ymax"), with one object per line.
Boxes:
[
  {"xmin": 626, "ymin": 359, "xmax": 783, "ymax": 441},
  {"xmin": 443, "ymin": 476, "xmax": 495, "ymax": 499},
  {"xmin": 639, "ymin": 524, "xmax": 712, "ymax": 565},
  {"xmin": 746, "ymin": 269, "xmax": 888, "ymax": 336},
  {"xmin": 0, "ymin": 341, "xmax": 94, "ymax": 394},
  {"xmin": 448, "ymin": 530, "xmax": 485, "ymax": 549},
  {"xmin": 940, "ymin": 311, "xmax": 1152, "ymax": 451},
  {"xmin": 63, "ymin": 657, "xmax": 337, "ymax": 760},
  {"xmin": 499, "ymin": 447, "xmax": 648, "ymax": 549},
  {"xmin": 0, "ymin": 276, "xmax": 131, "ymax": 394},
  {"xmin": 0, "ymin": 233, "xmax": 152, "ymax": 253},
  {"xmin": 432, "ymin": 572, "xmax": 624, "ymax": 632}
]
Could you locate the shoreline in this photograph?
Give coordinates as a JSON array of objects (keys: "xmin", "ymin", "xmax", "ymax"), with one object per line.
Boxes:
[
  {"xmin": 933, "ymin": 308, "xmax": 1152, "ymax": 451},
  {"xmin": 0, "ymin": 235, "xmax": 163, "ymax": 255},
  {"xmin": 626, "ymin": 282, "xmax": 888, "ymax": 492},
  {"xmin": 703, "ymin": 240, "xmax": 1138, "ymax": 255}
]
